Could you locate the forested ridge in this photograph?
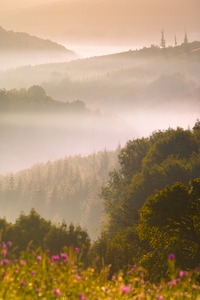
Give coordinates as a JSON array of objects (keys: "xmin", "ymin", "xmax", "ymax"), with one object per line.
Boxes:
[
  {"xmin": 0, "ymin": 148, "xmax": 120, "ymax": 240},
  {"xmin": 1, "ymin": 121, "xmax": 200, "ymax": 279},
  {"xmin": 1, "ymin": 41, "xmax": 199, "ymax": 114},
  {"xmin": 0, "ymin": 85, "xmax": 90, "ymax": 113}
]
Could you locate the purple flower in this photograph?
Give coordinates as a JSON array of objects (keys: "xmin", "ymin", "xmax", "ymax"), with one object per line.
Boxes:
[
  {"xmin": 120, "ymin": 285, "xmax": 131, "ymax": 294},
  {"xmin": 141, "ymin": 279, "xmax": 145, "ymax": 284},
  {"xmin": 75, "ymin": 275, "xmax": 82, "ymax": 281},
  {"xmin": 52, "ymin": 289, "xmax": 61, "ymax": 296},
  {"xmin": 60, "ymin": 253, "xmax": 68, "ymax": 261},
  {"xmin": 31, "ymin": 271, "xmax": 36, "ymax": 276},
  {"xmin": 167, "ymin": 278, "xmax": 179, "ymax": 286},
  {"xmin": 7, "ymin": 241, "xmax": 12, "ymax": 248},
  {"xmin": 1, "ymin": 249, "xmax": 7, "ymax": 256},
  {"xmin": 20, "ymin": 280, "xmax": 26, "ymax": 287},
  {"xmin": 156, "ymin": 295, "xmax": 163, "ymax": 300},
  {"xmin": 20, "ymin": 260, "xmax": 27, "ymax": 266},
  {"xmin": 168, "ymin": 253, "xmax": 175, "ymax": 260},
  {"xmin": 35, "ymin": 288, "xmax": 41, "ymax": 294},
  {"xmin": 36, "ymin": 255, "xmax": 42, "ymax": 261},
  {"xmin": 179, "ymin": 270, "xmax": 189, "ymax": 277},
  {"xmin": 51, "ymin": 255, "xmax": 60, "ymax": 262},
  {"xmin": 1, "ymin": 242, "xmax": 6, "ymax": 248},
  {"xmin": 112, "ymin": 275, "xmax": 116, "ymax": 281},
  {"xmin": 74, "ymin": 247, "xmax": 80, "ymax": 253},
  {"xmin": 2, "ymin": 259, "xmax": 9, "ymax": 265},
  {"xmin": 78, "ymin": 293, "xmax": 88, "ymax": 300}
]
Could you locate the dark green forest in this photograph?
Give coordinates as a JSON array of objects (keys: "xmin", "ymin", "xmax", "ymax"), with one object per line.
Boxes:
[
  {"xmin": 0, "ymin": 208, "xmax": 90, "ymax": 263},
  {"xmin": 1, "ymin": 121, "xmax": 200, "ymax": 279},
  {"xmin": 92, "ymin": 121, "xmax": 200, "ymax": 279}
]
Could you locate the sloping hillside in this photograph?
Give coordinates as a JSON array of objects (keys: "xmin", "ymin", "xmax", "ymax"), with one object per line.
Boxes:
[
  {"xmin": 0, "ymin": 86, "xmax": 130, "ymax": 174},
  {"xmin": 0, "ymin": 148, "xmax": 120, "ymax": 240},
  {"xmin": 0, "ymin": 26, "xmax": 78, "ymax": 69}
]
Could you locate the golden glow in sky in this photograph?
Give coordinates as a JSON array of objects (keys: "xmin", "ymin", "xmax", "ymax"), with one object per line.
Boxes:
[{"xmin": 0, "ymin": 0, "xmax": 199, "ymax": 50}]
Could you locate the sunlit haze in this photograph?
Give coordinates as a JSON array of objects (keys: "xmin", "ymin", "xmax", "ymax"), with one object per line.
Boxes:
[{"xmin": 0, "ymin": 0, "xmax": 199, "ymax": 57}]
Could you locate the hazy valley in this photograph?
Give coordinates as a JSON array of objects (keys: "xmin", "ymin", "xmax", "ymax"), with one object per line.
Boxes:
[{"xmin": 0, "ymin": 2, "xmax": 200, "ymax": 294}]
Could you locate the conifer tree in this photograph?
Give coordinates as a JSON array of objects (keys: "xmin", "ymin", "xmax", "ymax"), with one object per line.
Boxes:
[
  {"xmin": 160, "ymin": 29, "xmax": 166, "ymax": 48},
  {"xmin": 184, "ymin": 31, "xmax": 188, "ymax": 44},
  {"xmin": 174, "ymin": 34, "xmax": 177, "ymax": 46}
]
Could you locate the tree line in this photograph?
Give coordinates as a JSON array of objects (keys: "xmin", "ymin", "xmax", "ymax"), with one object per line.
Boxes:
[
  {"xmin": 91, "ymin": 120, "xmax": 200, "ymax": 279},
  {"xmin": 0, "ymin": 149, "xmax": 120, "ymax": 240}
]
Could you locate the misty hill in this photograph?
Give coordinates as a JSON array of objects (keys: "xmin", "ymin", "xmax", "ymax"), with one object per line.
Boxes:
[
  {"xmin": 0, "ymin": 86, "xmax": 131, "ymax": 174},
  {"xmin": 0, "ymin": 26, "xmax": 78, "ymax": 69},
  {"xmin": 1, "ymin": 41, "xmax": 199, "ymax": 113},
  {"xmin": 0, "ymin": 85, "xmax": 89, "ymax": 113},
  {"xmin": 0, "ymin": 148, "xmax": 121, "ymax": 240}
]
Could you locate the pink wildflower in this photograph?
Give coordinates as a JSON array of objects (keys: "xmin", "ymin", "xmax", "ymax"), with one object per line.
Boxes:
[
  {"xmin": 35, "ymin": 288, "xmax": 41, "ymax": 294},
  {"xmin": 75, "ymin": 275, "xmax": 82, "ymax": 281},
  {"xmin": 20, "ymin": 260, "xmax": 27, "ymax": 266},
  {"xmin": 179, "ymin": 270, "xmax": 189, "ymax": 277},
  {"xmin": 75, "ymin": 247, "xmax": 80, "ymax": 253},
  {"xmin": 51, "ymin": 255, "xmax": 60, "ymax": 262},
  {"xmin": 156, "ymin": 295, "xmax": 164, "ymax": 300},
  {"xmin": 167, "ymin": 278, "xmax": 179, "ymax": 286},
  {"xmin": 37, "ymin": 255, "xmax": 42, "ymax": 261},
  {"xmin": 60, "ymin": 253, "xmax": 68, "ymax": 261},
  {"xmin": 1, "ymin": 242, "xmax": 6, "ymax": 248},
  {"xmin": 1, "ymin": 249, "xmax": 7, "ymax": 256},
  {"xmin": 2, "ymin": 259, "xmax": 9, "ymax": 265},
  {"xmin": 78, "ymin": 293, "xmax": 88, "ymax": 300},
  {"xmin": 52, "ymin": 289, "xmax": 61, "ymax": 296},
  {"xmin": 168, "ymin": 253, "xmax": 175, "ymax": 260},
  {"xmin": 120, "ymin": 285, "xmax": 131, "ymax": 294},
  {"xmin": 7, "ymin": 241, "xmax": 12, "ymax": 248},
  {"xmin": 31, "ymin": 271, "xmax": 36, "ymax": 276},
  {"xmin": 20, "ymin": 280, "xmax": 26, "ymax": 287}
]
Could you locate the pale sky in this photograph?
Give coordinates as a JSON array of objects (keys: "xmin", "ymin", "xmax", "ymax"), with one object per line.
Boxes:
[
  {"xmin": 0, "ymin": 0, "xmax": 199, "ymax": 55},
  {"xmin": 0, "ymin": 0, "xmax": 61, "ymax": 10}
]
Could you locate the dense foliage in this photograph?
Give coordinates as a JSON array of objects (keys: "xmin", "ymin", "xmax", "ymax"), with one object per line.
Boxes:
[
  {"xmin": 0, "ymin": 209, "xmax": 90, "ymax": 262},
  {"xmin": 93, "ymin": 121, "xmax": 200, "ymax": 278}
]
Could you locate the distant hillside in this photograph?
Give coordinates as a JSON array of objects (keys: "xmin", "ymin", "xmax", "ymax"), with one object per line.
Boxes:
[
  {"xmin": 0, "ymin": 148, "xmax": 121, "ymax": 240},
  {"xmin": 0, "ymin": 85, "xmax": 89, "ymax": 113},
  {"xmin": 0, "ymin": 41, "xmax": 199, "ymax": 112},
  {"xmin": 0, "ymin": 26, "xmax": 78, "ymax": 69},
  {"xmin": 0, "ymin": 86, "xmax": 131, "ymax": 174}
]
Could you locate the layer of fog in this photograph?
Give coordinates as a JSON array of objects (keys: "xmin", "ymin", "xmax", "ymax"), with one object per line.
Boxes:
[
  {"xmin": 1, "ymin": 106, "xmax": 199, "ymax": 175},
  {"xmin": 0, "ymin": 50, "xmax": 78, "ymax": 71},
  {"xmin": 0, "ymin": 111, "xmax": 131, "ymax": 174},
  {"xmin": 0, "ymin": 45, "xmax": 200, "ymax": 174}
]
